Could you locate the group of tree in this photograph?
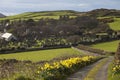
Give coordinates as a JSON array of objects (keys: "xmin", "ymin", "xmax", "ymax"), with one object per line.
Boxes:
[{"xmin": 0, "ymin": 15, "xmax": 114, "ymax": 49}]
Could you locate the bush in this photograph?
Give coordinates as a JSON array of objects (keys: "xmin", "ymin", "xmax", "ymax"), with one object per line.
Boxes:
[
  {"xmin": 15, "ymin": 76, "xmax": 32, "ymax": 80},
  {"xmin": 37, "ymin": 56, "xmax": 99, "ymax": 80}
]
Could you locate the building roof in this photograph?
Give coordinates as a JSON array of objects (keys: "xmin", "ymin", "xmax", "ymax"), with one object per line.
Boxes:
[
  {"xmin": 1, "ymin": 33, "xmax": 12, "ymax": 39},
  {"xmin": 96, "ymin": 33, "xmax": 108, "ymax": 36}
]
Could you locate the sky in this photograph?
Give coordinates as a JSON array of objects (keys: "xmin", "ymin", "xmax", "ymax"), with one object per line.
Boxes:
[{"xmin": 0, "ymin": 0, "xmax": 120, "ymax": 15}]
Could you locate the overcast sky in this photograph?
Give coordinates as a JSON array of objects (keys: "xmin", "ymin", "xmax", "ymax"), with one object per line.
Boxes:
[{"xmin": 0, "ymin": 0, "xmax": 120, "ymax": 15}]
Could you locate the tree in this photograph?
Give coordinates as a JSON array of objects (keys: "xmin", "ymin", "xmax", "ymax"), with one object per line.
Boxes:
[{"xmin": 66, "ymin": 35, "xmax": 80, "ymax": 45}]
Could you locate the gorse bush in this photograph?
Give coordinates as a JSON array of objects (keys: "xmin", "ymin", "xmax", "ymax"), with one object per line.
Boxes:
[
  {"xmin": 112, "ymin": 61, "xmax": 120, "ymax": 74},
  {"xmin": 37, "ymin": 56, "xmax": 98, "ymax": 80},
  {"xmin": 111, "ymin": 63, "xmax": 120, "ymax": 80},
  {"xmin": 112, "ymin": 65, "xmax": 120, "ymax": 73}
]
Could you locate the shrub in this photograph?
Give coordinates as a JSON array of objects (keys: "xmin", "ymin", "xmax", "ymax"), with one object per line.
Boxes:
[
  {"xmin": 15, "ymin": 76, "xmax": 32, "ymax": 80},
  {"xmin": 37, "ymin": 56, "xmax": 99, "ymax": 80}
]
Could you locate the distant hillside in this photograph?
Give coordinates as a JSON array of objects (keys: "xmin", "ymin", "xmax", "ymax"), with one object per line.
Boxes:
[
  {"xmin": 29, "ymin": 10, "xmax": 80, "ymax": 16},
  {"xmin": 87, "ymin": 8, "xmax": 120, "ymax": 17},
  {"xmin": 0, "ymin": 13, "xmax": 6, "ymax": 18},
  {"xmin": 0, "ymin": 9, "xmax": 120, "ymax": 21},
  {"xmin": 0, "ymin": 10, "xmax": 83, "ymax": 21}
]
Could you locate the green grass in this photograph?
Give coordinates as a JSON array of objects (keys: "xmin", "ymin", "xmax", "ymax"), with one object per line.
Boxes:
[
  {"xmin": 108, "ymin": 18, "xmax": 120, "ymax": 30},
  {"xmin": 111, "ymin": 73, "xmax": 120, "ymax": 80},
  {"xmin": 108, "ymin": 62, "xmax": 113, "ymax": 80},
  {"xmin": 0, "ymin": 10, "xmax": 78, "ymax": 21},
  {"xmin": 91, "ymin": 40, "xmax": 119, "ymax": 52},
  {"xmin": 98, "ymin": 17, "xmax": 120, "ymax": 31},
  {"xmin": 32, "ymin": 16, "xmax": 59, "ymax": 19},
  {"xmin": 0, "ymin": 48, "xmax": 82, "ymax": 62}
]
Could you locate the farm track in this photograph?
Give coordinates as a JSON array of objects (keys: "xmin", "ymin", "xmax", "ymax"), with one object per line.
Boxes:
[
  {"xmin": 67, "ymin": 47, "xmax": 113, "ymax": 80},
  {"xmin": 66, "ymin": 58, "xmax": 104, "ymax": 80},
  {"xmin": 67, "ymin": 57, "xmax": 113, "ymax": 80},
  {"xmin": 94, "ymin": 56, "xmax": 113, "ymax": 80}
]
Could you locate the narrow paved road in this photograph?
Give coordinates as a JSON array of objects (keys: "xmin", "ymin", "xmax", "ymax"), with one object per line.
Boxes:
[
  {"xmin": 66, "ymin": 59, "xmax": 105, "ymax": 80},
  {"xmin": 66, "ymin": 48, "xmax": 113, "ymax": 80},
  {"xmin": 94, "ymin": 56, "xmax": 113, "ymax": 80}
]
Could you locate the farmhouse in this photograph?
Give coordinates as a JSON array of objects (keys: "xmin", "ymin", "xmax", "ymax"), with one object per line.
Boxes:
[{"xmin": 0, "ymin": 32, "xmax": 17, "ymax": 41}]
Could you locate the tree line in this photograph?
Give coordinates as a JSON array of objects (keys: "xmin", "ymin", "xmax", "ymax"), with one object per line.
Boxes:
[{"xmin": 0, "ymin": 15, "xmax": 115, "ymax": 51}]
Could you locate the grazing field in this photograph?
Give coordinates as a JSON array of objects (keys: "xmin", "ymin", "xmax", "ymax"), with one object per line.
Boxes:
[
  {"xmin": 98, "ymin": 17, "xmax": 120, "ymax": 31},
  {"xmin": 108, "ymin": 18, "xmax": 120, "ymax": 30},
  {"xmin": 91, "ymin": 40, "xmax": 119, "ymax": 52},
  {"xmin": 0, "ymin": 10, "xmax": 78, "ymax": 21},
  {"xmin": 0, "ymin": 48, "xmax": 82, "ymax": 62}
]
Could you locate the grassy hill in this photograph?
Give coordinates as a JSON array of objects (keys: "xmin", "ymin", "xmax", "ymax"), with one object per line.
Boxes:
[
  {"xmin": 0, "ymin": 10, "xmax": 81, "ymax": 21},
  {"xmin": 91, "ymin": 40, "xmax": 119, "ymax": 52},
  {"xmin": 0, "ymin": 8, "xmax": 120, "ymax": 21},
  {"xmin": 88, "ymin": 8, "xmax": 120, "ymax": 17}
]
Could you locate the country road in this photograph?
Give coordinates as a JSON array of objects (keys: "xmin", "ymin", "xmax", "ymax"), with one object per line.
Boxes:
[
  {"xmin": 67, "ymin": 56, "xmax": 113, "ymax": 80},
  {"xmin": 94, "ymin": 56, "xmax": 113, "ymax": 80},
  {"xmin": 67, "ymin": 59, "xmax": 104, "ymax": 80},
  {"xmin": 67, "ymin": 47, "xmax": 114, "ymax": 80}
]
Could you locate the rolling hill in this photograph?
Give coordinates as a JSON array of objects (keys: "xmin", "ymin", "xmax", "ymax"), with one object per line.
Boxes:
[
  {"xmin": 0, "ymin": 10, "xmax": 83, "ymax": 21},
  {"xmin": 0, "ymin": 8, "xmax": 120, "ymax": 22},
  {"xmin": 87, "ymin": 8, "xmax": 120, "ymax": 17}
]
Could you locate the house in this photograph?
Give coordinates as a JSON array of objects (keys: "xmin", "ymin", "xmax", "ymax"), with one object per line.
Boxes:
[{"xmin": 1, "ymin": 33, "xmax": 17, "ymax": 41}]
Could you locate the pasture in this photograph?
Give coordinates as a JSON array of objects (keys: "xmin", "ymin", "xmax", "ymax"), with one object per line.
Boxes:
[
  {"xmin": 0, "ymin": 48, "xmax": 82, "ymax": 62},
  {"xmin": 91, "ymin": 40, "xmax": 119, "ymax": 52},
  {"xmin": 0, "ymin": 10, "xmax": 77, "ymax": 21},
  {"xmin": 108, "ymin": 18, "xmax": 120, "ymax": 30}
]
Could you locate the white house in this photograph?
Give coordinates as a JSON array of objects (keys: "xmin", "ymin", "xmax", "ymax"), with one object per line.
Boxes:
[{"xmin": 1, "ymin": 33, "xmax": 17, "ymax": 41}]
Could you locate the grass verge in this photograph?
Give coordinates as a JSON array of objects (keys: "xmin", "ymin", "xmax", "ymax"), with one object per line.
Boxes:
[{"xmin": 108, "ymin": 62, "xmax": 114, "ymax": 80}]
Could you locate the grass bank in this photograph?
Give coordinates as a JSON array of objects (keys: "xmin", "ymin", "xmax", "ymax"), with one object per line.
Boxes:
[
  {"xmin": 0, "ymin": 48, "xmax": 82, "ymax": 62},
  {"xmin": 91, "ymin": 40, "xmax": 119, "ymax": 52}
]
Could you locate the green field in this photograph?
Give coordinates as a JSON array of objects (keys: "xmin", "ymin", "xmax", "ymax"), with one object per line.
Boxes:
[
  {"xmin": 91, "ymin": 40, "xmax": 119, "ymax": 52},
  {"xmin": 108, "ymin": 18, "xmax": 120, "ymax": 30},
  {"xmin": 98, "ymin": 17, "xmax": 120, "ymax": 31},
  {"xmin": 0, "ymin": 10, "xmax": 78, "ymax": 21},
  {"xmin": 0, "ymin": 48, "xmax": 82, "ymax": 62}
]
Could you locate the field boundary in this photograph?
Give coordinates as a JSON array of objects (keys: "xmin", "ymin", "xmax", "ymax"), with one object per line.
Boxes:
[{"xmin": 0, "ymin": 45, "xmax": 71, "ymax": 54}]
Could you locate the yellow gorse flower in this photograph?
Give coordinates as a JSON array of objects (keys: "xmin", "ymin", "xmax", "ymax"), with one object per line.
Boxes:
[
  {"xmin": 37, "ymin": 56, "xmax": 96, "ymax": 74},
  {"xmin": 112, "ymin": 65, "xmax": 120, "ymax": 72}
]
